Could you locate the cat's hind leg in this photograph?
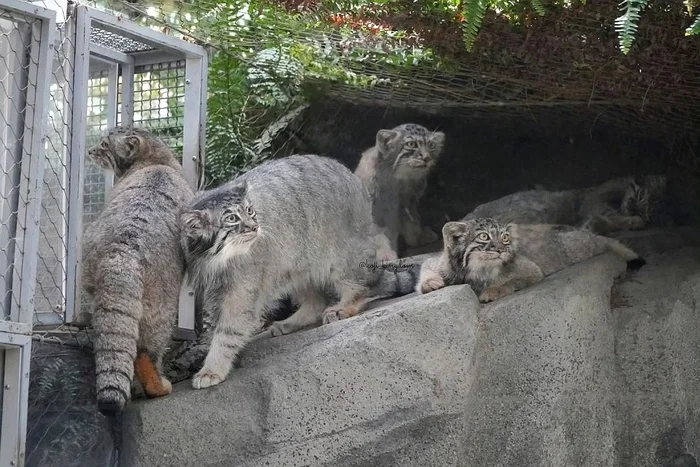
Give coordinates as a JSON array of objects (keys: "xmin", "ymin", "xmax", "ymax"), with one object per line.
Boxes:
[
  {"xmin": 136, "ymin": 294, "xmax": 179, "ymax": 399},
  {"xmin": 322, "ymin": 280, "xmax": 379, "ymax": 324},
  {"xmin": 269, "ymin": 288, "xmax": 326, "ymax": 337}
]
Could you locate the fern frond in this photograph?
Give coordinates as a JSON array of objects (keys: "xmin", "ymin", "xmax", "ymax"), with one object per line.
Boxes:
[
  {"xmin": 531, "ymin": 0, "xmax": 546, "ymax": 16},
  {"xmin": 686, "ymin": 13, "xmax": 700, "ymax": 35},
  {"xmin": 461, "ymin": 0, "xmax": 489, "ymax": 52},
  {"xmin": 251, "ymin": 104, "xmax": 308, "ymax": 159},
  {"xmin": 614, "ymin": 0, "xmax": 648, "ymax": 55}
]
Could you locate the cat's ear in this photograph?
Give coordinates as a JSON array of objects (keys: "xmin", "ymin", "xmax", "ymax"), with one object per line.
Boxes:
[
  {"xmin": 124, "ymin": 135, "xmax": 142, "ymax": 151},
  {"xmin": 232, "ymin": 180, "xmax": 248, "ymax": 197},
  {"xmin": 376, "ymin": 129, "xmax": 401, "ymax": 153},
  {"xmin": 442, "ymin": 221, "xmax": 470, "ymax": 245},
  {"xmin": 431, "ymin": 131, "xmax": 445, "ymax": 154}
]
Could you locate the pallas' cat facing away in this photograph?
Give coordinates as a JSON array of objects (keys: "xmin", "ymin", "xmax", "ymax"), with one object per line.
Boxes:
[
  {"xmin": 418, "ymin": 217, "xmax": 646, "ymax": 303},
  {"xmin": 355, "ymin": 123, "xmax": 445, "ymax": 259},
  {"xmin": 80, "ymin": 127, "xmax": 193, "ymax": 414},
  {"xmin": 181, "ymin": 154, "xmax": 419, "ymax": 390}
]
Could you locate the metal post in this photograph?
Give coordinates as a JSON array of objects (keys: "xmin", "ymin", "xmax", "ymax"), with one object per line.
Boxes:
[
  {"xmin": 0, "ymin": 335, "xmax": 32, "ymax": 467},
  {"xmin": 11, "ymin": 1, "xmax": 57, "ymax": 327},
  {"xmin": 197, "ymin": 48, "xmax": 210, "ymax": 189},
  {"xmin": 174, "ymin": 56, "xmax": 205, "ymax": 340},
  {"xmin": 103, "ymin": 63, "xmax": 118, "ymax": 199},
  {"xmin": 64, "ymin": 5, "xmax": 90, "ymax": 325},
  {"xmin": 120, "ymin": 60, "xmax": 135, "ymax": 126}
]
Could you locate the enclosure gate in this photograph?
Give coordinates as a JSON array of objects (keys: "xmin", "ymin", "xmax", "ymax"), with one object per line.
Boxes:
[
  {"xmin": 25, "ymin": 2, "xmax": 209, "ymax": 341},
  {"xmin": 62, "ymin": 4, "xmax": 209, "ymax": 340},
  {"xmin": 0, "ymin": 1, "xmax": 56, "ymax": 465}
]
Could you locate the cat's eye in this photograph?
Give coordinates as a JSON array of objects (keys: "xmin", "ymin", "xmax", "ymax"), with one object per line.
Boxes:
[
  {"xmin": 246, "ymin": 206, "xmax": 255, "ymax": 216},
  {"xmin": 223, "ymin": 212, "xmax": 239, "ymax": 224},
  {"xmin": 477, "ymin": 232, "xmax": 489, "ymax": 242},
  {"xmin": 405, "ymin": 140, "xmax": 417, "ymax": 149},
  {"xmin": 100, "ymin": 140, "xmax": 108, "ymax": 149},
  {"xmin": 501, "ymin": 232, "xmax": 511, "ymax": 244}
]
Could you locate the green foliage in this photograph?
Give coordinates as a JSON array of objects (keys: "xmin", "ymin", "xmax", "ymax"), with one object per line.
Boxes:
[
  {"xmin": 128, "ymin": 0, "xmax": 700, "ymax": 185},
  {"xmin": 531, "ymin": 0, "xmax": 546, "ymax": 16},
  {"xmin": 614, "ymin": 0, "xmax": 647, "ymax": 54},
  {"xmin": 687, "ymin": 13, "xmax": 700, "ymax": 35},
  {"xmin": 180, "ymin": 0, "xmax": 443, "ymax": 186},
  {"xmin": 461, "ymin": 0, "xmax": 489, "ymax": 51}
]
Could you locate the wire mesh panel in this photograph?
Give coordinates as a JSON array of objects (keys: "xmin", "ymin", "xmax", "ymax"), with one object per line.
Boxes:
[
  {"xmin": 0, "ymin": 2, "xmax": 55, "ymax": 466},
  {"xmin": 126, "ymin": 61, "xmax": 186, "ymax": 158},
  {"xmin": 31, "ymin": 0, "xmax": 76, "ymax": 328},
  {"xmin": 0, "ymin": 2, "xmax": 54, "ymax": 328}
]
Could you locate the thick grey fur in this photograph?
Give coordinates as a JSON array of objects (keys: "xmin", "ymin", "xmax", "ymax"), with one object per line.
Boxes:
[
  {"xmin": 417, "ymin": 217, "xmax": 645, "ymax": 303},
  {"xmin": 463, "ymin": 175, "xmax": 668, "ymax": 235},
  {"xmin": 79, "ymin": 127, "xmax": 193, "ymax": 414},
  {"xmin": 181, "ymin": 154, "xmax": 419, "ymax": 390},
  {"xmin": 355, "ymin": 123, "xmax": 445, "ymax": 259}
]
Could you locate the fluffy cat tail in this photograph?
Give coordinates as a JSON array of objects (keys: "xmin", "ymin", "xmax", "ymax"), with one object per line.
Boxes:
[
  {"xmin": 92, "ymin": 249, "xmax": 143, "ymax": 415},
  {"xmin": 373, "ymin": 260, "xmax": 421, "ymax": 297},
  {"xmin": 601, "ymin": 237, "xmax": 646, "ymax": 271}
]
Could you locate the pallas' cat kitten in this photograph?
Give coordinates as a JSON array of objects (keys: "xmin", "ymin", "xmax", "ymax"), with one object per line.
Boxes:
[
  {"xmin": 418, "ymin": 217, "xmax": 646, "ymax": 303},
  {"xmin": 80, "ymin": 127, "xmax": 193, "ymax": 414},
  {"xmin": 355, "ymin": 123, "xmax": 445, "ymax": 259},
  {"xmin": 181, "ymin": 154, "xmax": 419, "ymax": 389}
]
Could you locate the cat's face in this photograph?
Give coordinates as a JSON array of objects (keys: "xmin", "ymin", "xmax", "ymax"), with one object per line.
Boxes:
[
  {"xmin": 621, "ymin": 174, "xmax": 667, "ymax": 222},
  {"xmin": 181, "ymin": 192, "xmax": 260, "ymax": 266},
  {"xmin": 88, "ymin": 132, "xmax": 141, "ymax": 177},
  {"xmin": 443, "ymin": 218, "xmax": 515, "ymax": 271},
  {"xmin": 376, "ymin": 123, "xmax": 445, "ymax": 175},
  {"xmin": 87, "ymin": 127, "xmax": 171, "ymax": 178}
]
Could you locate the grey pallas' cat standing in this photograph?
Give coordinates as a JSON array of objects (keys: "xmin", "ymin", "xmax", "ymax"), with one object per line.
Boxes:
[
  {"xmin": 355, "ymin": 123, "xmax": 445, "ymax": 259},
  {"xmin": 79, "ymin": 127, "xmax": 193, "ymax": 414},
  {"xmin": 463, "ymin": 175, "xmax": 667, "ymax": 235},
  {"xmin": 181, "ymin": 154, "xmax": 420, "ymax": 389},
  {"xmin": 417, "ymin": 217, "xmax": 646, "ymax": 303}
]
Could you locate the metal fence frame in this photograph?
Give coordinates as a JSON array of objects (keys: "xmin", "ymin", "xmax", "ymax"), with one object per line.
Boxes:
[
  {"xmin": 0, "ymin": 1, "xmax": 56, "ymax": 465},
  {"xmin": 59, "ymin": 5, "xmax": 208, "ymax": 339}
]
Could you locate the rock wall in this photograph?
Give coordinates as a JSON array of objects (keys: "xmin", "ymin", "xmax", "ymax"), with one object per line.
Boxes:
[{"xmin": 120, "ymin": 246, "xmax": 700, "ymax": 467}]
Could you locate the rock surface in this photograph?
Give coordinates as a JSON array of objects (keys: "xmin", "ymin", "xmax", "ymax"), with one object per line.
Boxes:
[{"xmin": 120, "ymin": 246, "xmax": 700, "ymax": 467}]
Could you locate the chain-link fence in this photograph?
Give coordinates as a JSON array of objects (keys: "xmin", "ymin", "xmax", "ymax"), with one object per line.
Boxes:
[{"xmin": 0, "ymin": 2, "xmax": 56, "ymax": 465}]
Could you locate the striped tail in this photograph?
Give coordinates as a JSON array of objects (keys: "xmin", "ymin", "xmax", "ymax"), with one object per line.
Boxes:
[
  {"xmin": 91, "ymin": 249, "xmax": 143, "ymax": 415},
  {"xmin": 602, "ymin": 238, "xmax": 646, "ymax": 271},
  {"xmin": 375, "ymin": 261, "xmax": 422, "ymax": 298}
]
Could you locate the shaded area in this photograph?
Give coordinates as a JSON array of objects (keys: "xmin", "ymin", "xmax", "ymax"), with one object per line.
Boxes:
[{"xmin": 26, "ymin": 341, "xmax": 117, "ymax": 467}]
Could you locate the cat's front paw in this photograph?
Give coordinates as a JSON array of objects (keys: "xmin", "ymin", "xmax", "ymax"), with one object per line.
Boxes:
[
  {"xmin": 322, "ymin": 306, "xmax": 352, "ymax": 324},
  {"xmin": 478, "ymin": 286, "xmax": 509, "ymax": 303},
  {"xmin": 419, "ymin": 275, "xmax": 444, "ymax": 294},
  {"xmin": 192, "ymin": 368, "xmax": 226, "ymax": 389},
  {"xmin": 269, "ymin": 322, "xmax": 290, "ymax": 337}
]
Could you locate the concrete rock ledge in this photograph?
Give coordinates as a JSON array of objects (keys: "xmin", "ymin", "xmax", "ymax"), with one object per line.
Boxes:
[{"xmin": 121, "ymin": 249, "xmax": 700, "ymax": 467}]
